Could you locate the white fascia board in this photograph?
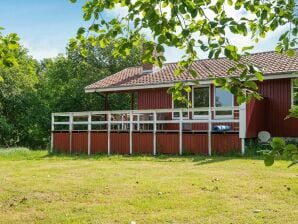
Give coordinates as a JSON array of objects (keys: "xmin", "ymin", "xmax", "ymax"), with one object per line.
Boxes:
[{"xmin": 85, "ymin": 72, "xmax": 298, "ymax": 93}]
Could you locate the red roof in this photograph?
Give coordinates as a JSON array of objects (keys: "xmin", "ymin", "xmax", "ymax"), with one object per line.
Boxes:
[{"xmin": 85, "ymin": 50, "xmax": 298, "ymax": 92}]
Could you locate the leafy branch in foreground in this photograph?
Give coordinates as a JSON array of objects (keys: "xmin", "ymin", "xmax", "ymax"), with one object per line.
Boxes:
[
  {"xmin": 0, "ymin": 28, "xmax": 20, "ymax": 80},
  {"xmin": 69, "ymin": 0, "xmax": 297, "ymax": 104},
  {"xmin": 285, "ymin": 106, "xmax": 298, "ymax": 119},
  {"xmin": 259, "ymin": 137, "xmax": 298, "ymax": 167}
]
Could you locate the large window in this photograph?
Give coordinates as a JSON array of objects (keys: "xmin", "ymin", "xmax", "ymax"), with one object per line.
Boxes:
[
  {"xmin": 215, "ymin": 87, "xmax": 233, "ymax": 117},
  {"xmin": 172, "ymin": 91, "xmax": 189, "ymax": 119},
  {"xmin": 293, "ymin": 78, "xmax": 298, "ymax": 106},
  {"xmin": 192, "ymin": 86, "xmax": 210, "ymax": 118}
]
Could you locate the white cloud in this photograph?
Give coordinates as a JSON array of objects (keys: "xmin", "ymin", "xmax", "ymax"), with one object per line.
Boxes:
[{"xmin": 21, "ymin": 40, "xmax": 63, "ymax": 60}]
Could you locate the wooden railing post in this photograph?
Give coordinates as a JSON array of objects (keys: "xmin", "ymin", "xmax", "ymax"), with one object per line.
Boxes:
[
  {"xmin": 69, "ymin": 113, "xmax": 73, "ymax": 154},
  {"xmin": 239, "ymin": 104, "xmax": 246, "ymax": 155},
  {"xmin": 88, "ymin": 112, "xmax": 91, "ymax": 156},
  {"xmin": 153, "ymin": 111, "xmax": 157, "ymax": 155},
  {"xmin": 179, "ymin": 109, "xmax": 183, "ymax": 155},
  {"xmin": 129, "ymin": 111, "xmax": 133, "ymax": 155},
  {"xmin": 208, "ymin": 108, "xmax": 212, "ymax": 156},
  {"xmin": 107, "ymin": 112, "xmax": 111, "ymax": 155},
  {"xmin": 51, "ymin": 113, "xmax": 54, "ymax": 153}
]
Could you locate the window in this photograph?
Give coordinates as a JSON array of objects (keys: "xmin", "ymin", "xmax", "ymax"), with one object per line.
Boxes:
[
  {"xmin": 172, "ymin": 91, "xmax": 189, "ymax": 119},
  {"xmin": 192, "ymin": 86, "xmax": 210, "ymax": 118},
  {"xmin": 293, "ymin": 78, "xmax": 298, "ymax": 106},
  {"xmin": 215, "ymin": 87, "xmax": 233, "ymax": 117}
]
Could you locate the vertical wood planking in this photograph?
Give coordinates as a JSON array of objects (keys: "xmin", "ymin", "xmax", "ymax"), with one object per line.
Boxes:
[
  {"xmin": 53, "ymin": 132, "xmax": 70, "ymax": 153},
  {"xmin": 133, "ymin": 133, "xmax": 153, "ymax": 154},
  {"xmin": 156, "ymin": 133, "xmax": 179, "ymax": 154},
  {"xmin": 183, "ymin": 133, "xmax": 208, "ymax": 154},
  {"xmin": 212, "ymin": 134, "xmax": 241, "ymax": 154},
  {"xmin": 110, "ymin": 132, "xmax": 130, "ymax": 154},
  {"xmin": 72, "ymin": 132, "xmax": 88, "ymax": 154},
  {"xmin": 91, "ymin": 132, "xmax": 108, "ymax": 154}
]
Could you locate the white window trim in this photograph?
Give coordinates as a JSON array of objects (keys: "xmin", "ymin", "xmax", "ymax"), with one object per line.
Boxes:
[
  {"xmin": 172, "ymin": 92, "xmax": 190, "ymax": 120},
  {"xmin": 214, "ymin": 86, "xmax": 234, "ymax": 119},
  {"xmin": 292, "ymin": 78, "xmax": 298, "ymax": 106},
  {"xmin": 192, "ymin": 85, "xmax": 211, "ymax": 120}
]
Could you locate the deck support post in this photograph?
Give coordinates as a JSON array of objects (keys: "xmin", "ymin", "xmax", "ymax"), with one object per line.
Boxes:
[
  {"xmin": 51, "ymin": 113, "xmax": 54, "ymax": 153},
  {"xmin": 153, "ymin": 111, "xmax": 157, "ymax": 155},
  {"xmin": 129, "ymin": 111, "xmax": 133, "ymax": 155},
  {"xmin": 87, "ymin": 112, "xmax": 91, "ymax": 155},
  {"xmin": 239, "ymin": 103, "xmax": 246, "ymax": 155},
  {"xmin": 241, "ymin": 138, "xmax": 245, "ymax": 155},
  {"xmin": 69, "ymin": 113, "xmax": 73, "ymax": 154},
  {"xmin": 208, "ymin": 108, "xmax": 212, "ymax": 156},
  {"xmin": 179, "ymin": 109, "xmax": 183, "ymax": 155},
  {"xmin": 107, "ymin": 112, "xmax": 111, "ymax": 155}
]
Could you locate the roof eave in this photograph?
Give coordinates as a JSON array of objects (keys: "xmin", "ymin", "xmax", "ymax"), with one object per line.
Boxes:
[{"xmin": 85, "ymin": 71, "xmax": 298, "ymax": 93}]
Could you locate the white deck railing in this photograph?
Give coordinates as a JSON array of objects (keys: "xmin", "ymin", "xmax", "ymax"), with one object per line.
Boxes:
[{"xmin": 51, "ymin": 105, "xmax": 246, "ymax": 155}]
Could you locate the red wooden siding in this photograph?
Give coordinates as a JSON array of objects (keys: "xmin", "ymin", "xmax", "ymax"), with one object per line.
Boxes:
[
  {"xmin": 72, "ymin": 132, "xmax": 88, "ymax": 154},
  {"xmin": 259, "ymin": 79, "xmax": 297, "ymax": 137},
  {"xmin": 133, "ymin": 133, "xmax": 153, "ymax": 154},
  {"xmin": 156, "ymin": 133, "xmax": 179, "ymax": 154},
  {"xmin": 137, "ymin": 88, "xmax": 171, "ymax": 109},
  {"xmin": 91, "ymin": 132, "xmax": 108, "ymax": 154},
  {"xmin": 246, "ymin": 98, "xmax": 267, "ymax": 138},
  {"xmin": 110, "ymin": 132, "xmax": 130, "ymax": 154},
  {"xmin": 192, "ymin": 123, "xmax": 208, "ymax": 131},
  {"xmin": 212, "ymin": 134, "xmax": 241, "ymax": 154},
  {"xmin": 246, "ymin": 79, "xmax": 298, "ymax": 137},
  {"xmin": 166, "ymin": 123, "xmax": 179, "ymax": 130},
  {"xmin": 183, "ymin": 133, "xmax": 208, "ymax": 154},
  {"xmin": 53, "ymin": 132, "xmax": 69, "ymax": 153}
]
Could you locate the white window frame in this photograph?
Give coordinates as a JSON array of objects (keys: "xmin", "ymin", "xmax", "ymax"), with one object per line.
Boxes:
[
  {"xmin": 192, "ymin": 85, "xmax": 211, "ymax": 120},
  {"xmin": 292, "ymin": 78, "xmax": 298, "ymax": 106},
  {"xmin": 172, "ymin": 92, "xmax": 190, "ymax": 120},
  {"xmin": 214, "ymin": 86, "xmax": 234, "ymax": 119}
]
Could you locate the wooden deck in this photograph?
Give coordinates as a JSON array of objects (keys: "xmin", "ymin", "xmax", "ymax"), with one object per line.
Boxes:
[{"xmin": 51, "ymin": 106, "xmax": 246, "ymax": 155}]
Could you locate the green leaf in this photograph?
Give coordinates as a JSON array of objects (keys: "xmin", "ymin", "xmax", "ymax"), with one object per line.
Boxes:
[
  {"xmin": 287, "ymin": 49, "xmax": 295, "ymax": 57},
  {"xmin": 270, "ymin": 137, "xmax": 285, "ymax": 151},
  {"xmin": 77, "ymin": 27, "xmax": 85, "ymax": 37},
  {"xmin": 190, "ymin": 69, "xmax": 198, "ymax": 78},
  {"xmin": 241, "ymin": 46, "xmax": 254, "ymax": 52},
  {"xmin": 99, "ymin": 39, "xmax": 106, "ymax": 48},
  {"xmin": 224, "ymin": 45, "xmax": 239, "ymax": 61},
  {"xmin": 69, "ymin": 0, "xmax": 77, "ymax": 2},
  {"xmin": 284, "ymin": 144, "xmax": 297, "ymax": 152},
  {"xmin": 255, "ymin": 72, "xmax": 264, "ymax": 82},
  {"xmin": 264, "ymin": 154, "xmax": 275, "ymax": 166},
  {"xmin": 80, "ymin": 48, "xmax": 88, "ymax": 57}
]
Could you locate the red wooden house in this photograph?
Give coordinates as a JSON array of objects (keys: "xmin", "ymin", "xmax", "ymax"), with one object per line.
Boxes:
[{"xmin": 51, "ymin": 50, "xmax": 298, "ymax": 155}]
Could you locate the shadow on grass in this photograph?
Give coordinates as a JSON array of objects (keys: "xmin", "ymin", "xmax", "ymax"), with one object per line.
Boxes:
[
  {"xmin": 0, "ymin": 147, "xmax": 267, "ymax": 164},
  {"xmin": 43, "ymin": 151, "xmax": 266, "ymax": 166},
  {"xmin": 191, "ymin": 156, "xmax": 265, "ymax": 166}
]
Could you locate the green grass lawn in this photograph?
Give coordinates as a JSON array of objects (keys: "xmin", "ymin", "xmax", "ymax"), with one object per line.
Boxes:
[{"xmin": 0, "ymin": 148, "xmax": 297, "ymax": 224}]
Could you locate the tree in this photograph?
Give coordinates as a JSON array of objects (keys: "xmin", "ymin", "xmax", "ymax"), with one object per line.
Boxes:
[
  {"xmin": 0, "ymin": 28, "xmax": 20, "ymax": 76},
  {"xmin": 0, "ymin": 47, "xmax": 39, "ymax": 146},
  {"xmin": 28, "ymin": 41, "xmax": 142, "ymax": 148}
]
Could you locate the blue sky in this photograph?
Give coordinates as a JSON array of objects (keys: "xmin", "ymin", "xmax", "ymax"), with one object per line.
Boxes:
[{"xmin": 0, "ymin": 0, "xmax": 290, "ymax": 62}]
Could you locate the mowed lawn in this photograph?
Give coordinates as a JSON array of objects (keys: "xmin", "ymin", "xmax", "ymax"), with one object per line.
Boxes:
[{"xmin": 0, "ymin": 149, "xmax": 297, "ymax": 224}]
